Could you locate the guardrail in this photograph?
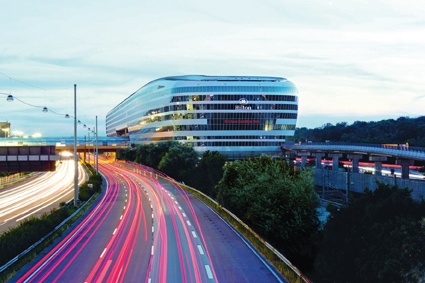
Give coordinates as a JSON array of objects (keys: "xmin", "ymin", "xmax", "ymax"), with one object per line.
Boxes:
[{"xmin": 0, "ymin": 193, "xmax": 96, "ymax": 275}]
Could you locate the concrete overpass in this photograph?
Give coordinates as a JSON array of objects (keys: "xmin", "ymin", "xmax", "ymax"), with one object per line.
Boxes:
[
  {"xmin": 281, "ymin": 142, "xmax": 425, "ymax": 202},
  {"xmin": 281, "ymin": 142, "xmax": 425, "ymax": 179},
  {"xmin": 55, "ymin": 144, "xmax": 127, "ymax": 153},
  {"xmin": 0, "ymin": 136, "xmax": 129, "ymax": 172}
]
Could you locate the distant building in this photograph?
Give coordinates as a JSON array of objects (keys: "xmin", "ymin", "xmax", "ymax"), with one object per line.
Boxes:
[
  {"xmin": 106, "ymin": 75, "xmax": 298, "ymax": 158},
  {"xmin": 0, "ymin": 122, "xmax": 11, "ymax": 138}
]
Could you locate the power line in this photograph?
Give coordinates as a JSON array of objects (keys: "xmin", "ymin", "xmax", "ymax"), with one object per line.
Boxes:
[{"xmin": 0, "ymin": 71, "xmax": 46, "ymax": 91}]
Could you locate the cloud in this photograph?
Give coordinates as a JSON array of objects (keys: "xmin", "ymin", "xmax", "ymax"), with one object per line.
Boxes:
[{"xmin": 0, "ymin": 0, "xmax": 424, "ymax": 135}]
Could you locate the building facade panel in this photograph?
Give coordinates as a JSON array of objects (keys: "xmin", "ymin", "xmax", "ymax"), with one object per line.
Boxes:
[{"xmin": 106, "ymin": 75, "xmax": 298, "ymax": 158}]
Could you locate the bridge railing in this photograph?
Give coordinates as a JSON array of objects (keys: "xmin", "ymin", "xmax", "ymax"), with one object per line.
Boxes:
[{"xmin": 283, "ymin": 142, "xmax": 425, "ymax": 161}]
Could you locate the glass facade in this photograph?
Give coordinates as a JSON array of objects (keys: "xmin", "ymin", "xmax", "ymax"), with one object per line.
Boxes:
[{"xmin": 106, "ymin": 75, "xmax": 298, "ymax": 158}]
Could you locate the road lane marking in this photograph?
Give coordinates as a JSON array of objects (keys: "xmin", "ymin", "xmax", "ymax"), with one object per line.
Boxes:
[
  {"xmin": 100, "ymin": 248, "xmax": 107, "ymax": 258},
  {"xmin": 151, "ymin": 246, "xmax": 154, "ymax": 255},
  {"xmin": 197, "ymin": 245, "xmax": 204, "ymax": 255},
  {"xmin": 182, "ymin": 213, "xmax": 187, "ymax": 218},
  {"xmin": 205, "ymin": 265, "xmax": 214, "ymax": 279},
  {"xmin": 113, "ymin": 228, "xmax": 117, "ymax": 235},
  {"xmin": 192, "ymin": 231, "xmax": 197, "ymax": 238},
  {"xmin": 186, "ymin": 220, "xmax": 191, "ymax": 226}
]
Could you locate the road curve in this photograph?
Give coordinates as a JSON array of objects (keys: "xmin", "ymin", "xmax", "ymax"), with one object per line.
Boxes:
[
  {"xmin": 12, "ymin": 160, "xmax": 287, "ymax": 282},
  {"xmin": 0, "ymin": 158, "xmax": 87, "ymax": 233}
]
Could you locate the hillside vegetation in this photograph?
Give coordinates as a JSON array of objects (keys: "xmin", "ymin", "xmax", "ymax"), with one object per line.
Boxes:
[{"xmin": 291, "ymin": 116, "xmax": 425, "ymax": 147}]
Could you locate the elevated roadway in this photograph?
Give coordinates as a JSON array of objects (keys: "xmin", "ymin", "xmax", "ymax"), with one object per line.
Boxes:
[
  {"xmin": 282, "ymin": 142, "xmax": 425, "ymax": 179},
  {"xmin": 282, "ymin": 142, "xmax": 425, "ymax": 161},
  {"xmin": 1, "ymin": 136, "xmax": 129, "ymax": 153},
  {"xmin": 281, "ymin": 142, "xmax": 425, "ymax": 202}
]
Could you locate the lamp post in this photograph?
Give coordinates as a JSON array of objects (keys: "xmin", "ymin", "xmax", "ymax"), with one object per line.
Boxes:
[
  {"xmin": 87, "ymin": 127, "xmax": 91, "ymax": 164},
  {"xmin": 73, "ymin": 84, "xmax": 79, "ymax": 207},
  {"xmin": 95, "ymin": 115, "xmax": 98, "ymax": 174}
]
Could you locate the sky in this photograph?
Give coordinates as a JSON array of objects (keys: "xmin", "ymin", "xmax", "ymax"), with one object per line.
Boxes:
[{"xmin": 1, "ymin": 0, "xmax": 424, "ymax": 137}]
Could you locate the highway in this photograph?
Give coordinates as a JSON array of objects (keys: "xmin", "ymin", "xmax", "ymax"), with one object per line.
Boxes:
[
  {"xmin": 12, "ymin": 160, "xmax": 287, "ymax": 282},
  {"xmin": 0, "ymin": 157, "xmax": 87, "ymax": 233}
]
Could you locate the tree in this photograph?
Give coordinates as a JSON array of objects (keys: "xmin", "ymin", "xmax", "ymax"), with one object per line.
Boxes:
[
  {"xmin": 291, "ymin": 116, "xmax": 425, "ymax": 146},
  {"xmin": 216, "ymin": 155, "xmax": 320, "ymax": 269},
  {"xmin": 157, "ymin": 144, "xmax": 198, "ymax": 181},
  {"xmin": 189, "ymin": 151, "xmax": 226, "ymax": 197},
  {"xmin": 116, "ymin": 148, "xmax": 136, "ymax": 161},
  {"xmin": 315, "ymin": 183, "xmax": 425, "ymax": 283}
]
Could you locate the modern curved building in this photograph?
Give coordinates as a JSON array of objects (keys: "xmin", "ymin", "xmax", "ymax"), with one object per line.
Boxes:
[{"xmin": 106, "ymin": 75, "xmax": 298, "ymax": 158}]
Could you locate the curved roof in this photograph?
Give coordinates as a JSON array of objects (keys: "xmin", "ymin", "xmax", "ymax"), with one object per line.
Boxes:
[{"xmin": 151, "ymin": 75, "xmax": 287, "ymax": 83}]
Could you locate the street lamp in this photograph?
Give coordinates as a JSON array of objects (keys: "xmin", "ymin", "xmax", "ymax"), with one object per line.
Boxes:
[{"xmin": 3, "ymin": 89, "xmax": 81, "ymax": 206}]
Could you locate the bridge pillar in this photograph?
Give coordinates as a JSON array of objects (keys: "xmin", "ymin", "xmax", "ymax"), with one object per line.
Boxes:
[
  {"xmin": 347, "ymin": 154, "xmax": 363, "ymax": 173},
  {"xmin": 329, "ymin": 153, "xmax": 343, "ymax": 171},
  {"xmin": 397, "ymin": 159, "xmax": 413, "ymax": 179},
  {"xmin": 298, "ymin": 152, "xmax": 311, "ymax": 168},
  {"xmin": 312, "ymin": 153, "xmax": 325, "ymax": 169},
  {"xmin": 370, "ymin": 156, "xmax": 387, "ymax": 176}
]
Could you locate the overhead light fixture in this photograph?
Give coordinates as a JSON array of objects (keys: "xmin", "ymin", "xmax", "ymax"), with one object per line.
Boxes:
[
  {"xmin": 42, "ymin": 106, "xmax": 48, "ymax": 112},
  {"xmin": 7, "ymin": 94, "xmax": 14, "ymax": 102}
]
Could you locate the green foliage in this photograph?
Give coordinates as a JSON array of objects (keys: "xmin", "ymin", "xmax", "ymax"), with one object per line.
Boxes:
[
  {"xmin": 315, "ymin": 182, "xmax": 425, "ymax": 282},
  {"xmin": 158, "ymin": 144, "xmax": 198, "ymax": 181},
  {"xmin": 0, "ymin": 207, "xmax": 72, "ymax": 266},
  {"xmin": 291, "ymin": 116, "xmax": 425, "ymax": 146},
  {"xmin": 188, "ymin": 151, "xmax": 227, "ymax": 197},
  {"xmin": 119, "ymin": 142, "xmax": 227, "ymax": 195},
  {"xmin": 116, "ymin": 147, "xmax": 136, "ymax": 161},
  {"xmin": 216, "ymin": 155, "xmax": 320, "ymax": 270},
  {"xmin": 79, "ymin": 173, "xmax": 102, "ymax": 201},
  {"xmin": 136, "ymin": 141, "xmax": 179, "ymax": 168}
]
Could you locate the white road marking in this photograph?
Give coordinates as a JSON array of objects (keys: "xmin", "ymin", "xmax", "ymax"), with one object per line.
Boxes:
[
  {"xmin": 205, "ymin": 265, "xmax": 214, "ymax": 279},
  {"xmin": 100, "ymin": 248, "xmax": 107, "ymax": 258},
  {"xmin": 197, "ymin": 245, "xmax": 204, "ymax": 255}
]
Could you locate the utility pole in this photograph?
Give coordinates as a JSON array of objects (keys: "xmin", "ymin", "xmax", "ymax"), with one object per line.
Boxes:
[{"xmin": 73, "ymin": 84, "xmax": 79, "ymax": 206}]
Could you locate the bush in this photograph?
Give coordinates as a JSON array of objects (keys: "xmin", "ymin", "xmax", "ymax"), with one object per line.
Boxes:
[
  {"xmin": 78, "ymin": 173, "xmax": 102, "ymax": 201},
  {"xmin": 0, "ymin": 208, "xmax": 72, "ymax": 266}
]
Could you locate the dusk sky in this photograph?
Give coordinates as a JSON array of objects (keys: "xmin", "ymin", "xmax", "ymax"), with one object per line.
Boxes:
[{"xmin": 1, "ymin": 0, "xmax": 424, "ymax": 137}]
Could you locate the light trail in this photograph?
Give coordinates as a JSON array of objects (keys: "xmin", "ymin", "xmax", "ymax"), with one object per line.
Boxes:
[
  {"xmin": 112, "ymin": 163, "xmax": 218, "ymax": 282},
  {"xmin": 0, "ymin": 159, "xmax": 87, "ymax": 230},
  {"xmin": 13, "ymin": 158, "xmax": 285, "ymax": 282}
]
